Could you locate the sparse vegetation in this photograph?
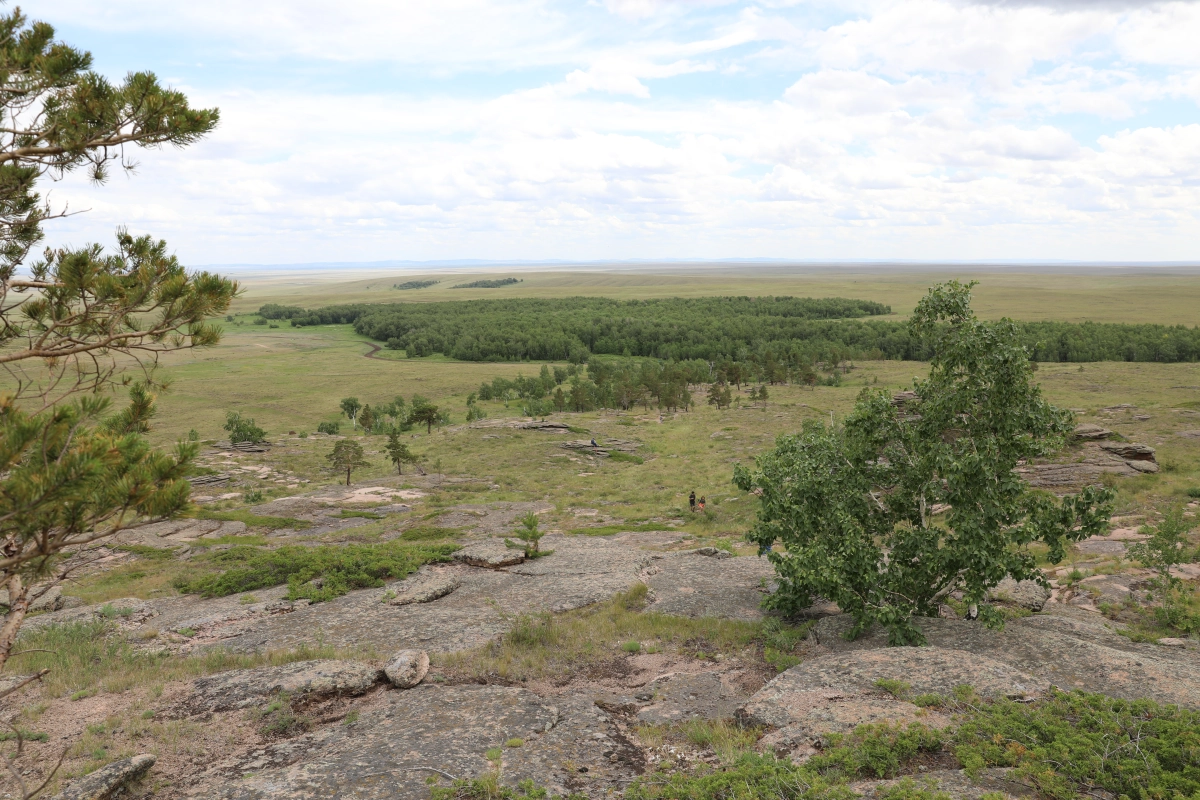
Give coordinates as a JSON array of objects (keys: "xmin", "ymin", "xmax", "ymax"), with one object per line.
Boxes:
[{"xmin": 173, "ymin": 541, "xmax": 458, "ymax": 602}]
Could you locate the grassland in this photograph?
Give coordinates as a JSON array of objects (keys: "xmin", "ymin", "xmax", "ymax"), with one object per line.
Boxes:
[{"xmin": 228, "ymin": 264, "xmax": 1200, "ymax": 325}]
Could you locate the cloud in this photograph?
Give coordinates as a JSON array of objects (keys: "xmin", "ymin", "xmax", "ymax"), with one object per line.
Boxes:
[{"xmin": 34, "ymin": 0, "xmax": 1200, "ymax": 262}]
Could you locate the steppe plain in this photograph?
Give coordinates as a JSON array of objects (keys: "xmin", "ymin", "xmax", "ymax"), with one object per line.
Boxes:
[{"xmin": 5, "ymin": 266, "xmax": 1200, "ymax": 800}]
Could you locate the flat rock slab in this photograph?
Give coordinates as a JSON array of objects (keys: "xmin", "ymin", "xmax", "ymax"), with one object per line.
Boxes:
[
  {"xmin": 644, "ymin": 552, "xmax": 776, "ymax": 621},
  {"xmin": 453, "ymin": 538, "xmax": 526, "ymax": 568},
  {"xmin": 191, "ymin": 685, "xmax": 640, "ymax": 800},
  {"xmin": 181, "ymin": 660, "xmax": 380, "ymax": 714},
  {"xmin": 634, "ymin": 671, "xmax": 748, "ymax": 724},
  {"xmin": 389, "ymin": 575, "xmax": 460, "ymax": 605},
  {"xmin": 739, "ymin": 648, "xmax": 1037, "ymax": 756},
  {"xmin": 435, "ymin": 502, "xmax": 554, "ymax": 535},
  {"xmin": 988, "ymin": 578, "xmax": 1049, "ymax": 611},
  {"xmin": 30, "ymin": 537, "xmax": 782, "ymax": 659},
  {"xmin": 808, "ymin": 609, "xmax": 1200, "ymax": 708}
]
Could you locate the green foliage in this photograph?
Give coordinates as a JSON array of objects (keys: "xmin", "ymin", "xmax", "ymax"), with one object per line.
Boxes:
[
  {"xmin": 451, "ymin": 277, "xmax": 522, "ymax": 289},
  {"xmin": 257, "ymin": 304, "xmax": 305, "ymax": 320},
  {"xmin": 393, "ymin": 280, "xmax": 438, "ymax": 290},
  {"xmin": 173, "ymin": 541, "xmax": 458, "ymax": 602},
  {"xmin": 813, "ymin": 722, "xmax": 944, "ymax": 779},
  {"xmin": 243, "ymin": 489, "xmax": 265, "ymax": 503},
  {"xmin": 505, "ymin": 512, "xmax": 548, "ymax": 558},
  {"xmin": 622, "ymin": 640, "xmax": 642, "ymax": 653},
  {"xmin": 317, "ymin": 421, "xmax": 340, "ymax": 435},
  {"xmin": 953, "ymin": 689, "xmax": 1200, "ymax": 800},
  {"xmin": 432, "ymin": 777, "xmax": 582, "ymax": 800},
  {"xmin": 1187, "ymin": 487, "xmax": 1200, "ymax": 499},
  {"xmin": 874, "ymin": 678, "xmax": 912, "ymax": 698},
  {"xmin": 298, "ymin": 295, "xmax": 890, "ymax": 361},
  {"xmin": 327, "ymin": 440, "xmax": 370, "ymax": 485},
  {"xmin": 1128, "ymin": 505, "xmax": 1197, "ymax": 590},
  {"xmin": 408, "ymin": 402, "xmax": 441, "ymax": 434},
  {"xmin": 627, "ymin": 752, "xmax": 857, "ymax": 800},
  {"xmin": 607, "ymin": 451, "xmax": 644, "ymax": 464},
  {"xmin": 760, "ymin": 617, "xmax": 811, "ymax": 672},
  {"xmin": 736, "ymin": 282, "xmax": 1116, "ymax": 645},
  {"xmin": 708, "ymin": 382, "xmax": 733, "ymax": 410},
  {"xmin": 113, "ymin": 544, "xmax": 177, "ymax": 560},
  {"xmin": 291, "ymin": 294, "xmax": 1200, "ymax": 364},
  {"xmin": 876, "ymin": 780, "xmax": 951, "ymax": 800},
  {"xmin": 385, "ymin": 431, "xmax": 419, "ymax": 474},
  {"xmin": 397, "ymin": 526, "xmax": 462, "ymax": 542},
  {"xmin": 223, "ymin": 411, "xmax": 267, "ymax": 444},
  {"xmin": 339, "ymin": 397, "xmax": 362, "ymax": 427}
]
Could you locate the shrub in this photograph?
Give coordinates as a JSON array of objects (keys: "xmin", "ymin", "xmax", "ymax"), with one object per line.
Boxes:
[
  {"xmin": 223, "ymin": 411, "xmax": 267, "ymax": 444},
  {"xmin": 317, "ymin": 421, "xmax": 340, "ymax": 435},
  {"xmin": 174, "ymin": 541, "xmax": 458, "ymax": 602}
]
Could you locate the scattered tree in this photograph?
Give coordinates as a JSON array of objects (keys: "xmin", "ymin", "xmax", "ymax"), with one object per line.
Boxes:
[
  {"xmin": 409, "ymin": 403, "xmax": 441, "ymax": 434},
  {"xmin": 0, "ymin": 6, "xmax": 230, "ymax": 713},
  {"xmin": 384, "ymin": 431, "xmax": 419, "ymax": 475},
  {"xmin": 707, "ymin": 381, "xmax": 732, "ymax": 410},
  {"xmin": 223, "ymin": 411, "xmax": 267, "ymax": 444},
  {"xmin": 340, "ymin": 397, "xmax": 362, "ymax": 429},
  {"xmin": 327, "ymin": 440, "xmax": 370, "ymax": 485},
  {"xmin": 735, "ymin": 282, "xmax": 1115, "ymax": 645},
  {"xmin": 1128, "ymin": 505, "xmax": 1197, "ymax": 595},
  {"xmin": 505, "ymin": 512, "xmax": 548, "ymax": 558},
  {"xmin": 358, "ymin": 403, "xmax": 376, "ymax": 434}
]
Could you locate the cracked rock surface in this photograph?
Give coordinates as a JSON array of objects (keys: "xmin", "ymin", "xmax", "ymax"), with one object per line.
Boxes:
[{"xmin": 191, "ymin": 685, "xmax": 641, "ymax": 800}]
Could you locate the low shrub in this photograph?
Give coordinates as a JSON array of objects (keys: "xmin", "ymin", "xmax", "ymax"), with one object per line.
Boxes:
[
  {"xmin": 174, "ymin": 541, "xmax": 458, "ymax": 602},
  {"xmin": 317, "ymin": 421, "xmax": 340, "ymax": 435}
]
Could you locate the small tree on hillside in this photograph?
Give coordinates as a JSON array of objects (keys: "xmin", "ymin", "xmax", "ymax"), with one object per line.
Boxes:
[
  {"xmin": 505, "ymin": 512, "xmax": 547, "ymax": 558},
  {"xmin": 708, "ymin": 381, "xmax": 732, "ymax": 410},
  {"xmin": 340, "ymin": 397, "xmax": 362, "ymax": 429},
  {"xmin": 409, "ymin": 403, "xmax": 441, "ymax": 434},
  {"xmin": 384, "ymin": 431, "xmax": 419, "ymax": 475},
  {"xmin": 327, "ymin": 440, "xmax": 370, "ymax": 485},
  {"xmin": 224, "ymin": 411, "xmax": 267, "ymax": 444},
  {"xmin": 358, "ymin": 404, "xmax": 376, "ymax": 434},
  {"xmin": 735, "ymin": 282, "xmax": 1115, "ymax": 645}
]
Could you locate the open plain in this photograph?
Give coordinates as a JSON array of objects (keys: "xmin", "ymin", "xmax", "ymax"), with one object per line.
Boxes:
[{"xmin": 5, "ymin": 266, "xmax": 1200, "ymax": 800}]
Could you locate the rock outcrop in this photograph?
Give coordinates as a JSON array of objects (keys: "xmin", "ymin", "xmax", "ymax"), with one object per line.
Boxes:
[
  {"xmin": 192, "ymin": 685, "xmax": 641, "ymax": 800},
  {"xmin": 383, "ymin": 650, "xmax": 429, "ymax": 689},
  {"xmin": 182, "ymin": 660, "xmax": 381, "ymax": 714},
  {"xmin": 51, "ymin": 754, "xmax": 156, "ymax": 800}
]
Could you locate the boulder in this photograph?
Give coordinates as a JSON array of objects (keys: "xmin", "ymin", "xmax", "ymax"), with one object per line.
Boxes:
[
  {"xmin": 389, "ymin": 576, "xmax": 459, "ymax": 606},
  {"xmin": 383, "ymin": 649, "xmax": 429, "ymax": 688},
  {"xmin": 1073, "ymin": 423, "xmax": 1112, "ymax": 440},
  {"xmin": 51, "ymin": 754, "xmax": 156, "ymax": 800},
  {"xmin": 988, "ymin": 577, "xmax": 1049, "ymax": 611},
  {"xmin": 184, "ymin": 660, "xmax": 380, "ymax": 713},
  {"xmin": 1099, "ymin": 442, "xmax": 1156, "ymax": 461},
  {"xmin": 630, "ymin": 671, "xmax": 747, "ymax": 724}
]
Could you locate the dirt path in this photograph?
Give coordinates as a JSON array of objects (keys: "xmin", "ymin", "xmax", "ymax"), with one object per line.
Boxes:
[{"xmin": 363, "ymin": 342, "xmax": 383, "ymax": 359}]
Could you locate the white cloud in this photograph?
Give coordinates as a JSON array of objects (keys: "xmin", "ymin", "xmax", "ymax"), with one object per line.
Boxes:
[{"xmin": 33, "ymin": 0, "xmax": 1200, "ymax": 262}]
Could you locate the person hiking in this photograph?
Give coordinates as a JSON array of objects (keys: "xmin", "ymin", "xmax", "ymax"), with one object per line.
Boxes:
[
  {"xmin": 698, "ymin": 496, "xmax": 706, "ymax": 512},
  {"xmin": 688, "ymin": 491, "xmax": 696, "ymax": 512},
  {"xmin": 590, "ymin": 437, "xmax": 598, "ymax": 447}
]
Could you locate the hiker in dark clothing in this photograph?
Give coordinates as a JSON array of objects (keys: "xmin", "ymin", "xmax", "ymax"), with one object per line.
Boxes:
[
  {"xmin": 688, "ymin": 491, "xmax": 696, "ymax": 512},
  {"xmin": 590, "ymin": 438, "xmax": 598, "ymax": 447}
]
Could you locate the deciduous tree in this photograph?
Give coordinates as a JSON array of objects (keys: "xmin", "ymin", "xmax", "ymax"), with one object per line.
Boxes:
[{"xmin": 735, "ymin": 282, "xmax": 1115, "ymax": 645}]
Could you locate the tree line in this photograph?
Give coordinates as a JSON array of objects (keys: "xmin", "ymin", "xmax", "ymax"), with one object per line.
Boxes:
[{"xmin": 268, "ymin": 297, "xmax": 1200, "ymax": 364}]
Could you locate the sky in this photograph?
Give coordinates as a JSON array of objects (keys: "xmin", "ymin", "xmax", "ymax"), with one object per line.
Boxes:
[{"xmin": 30, "ymin": 0, "xmax": 1200, "ymax": 265}]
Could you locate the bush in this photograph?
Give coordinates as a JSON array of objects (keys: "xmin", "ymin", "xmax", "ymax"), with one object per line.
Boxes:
[
  {"xmin": 953, "ymin": 690, "xmax": 1200, "ymax": 800},
  {"xmin": 317, "ymin": 421, "xmax": 340, "ymax": 435},
  {"xmin": 223, "ymin": 411, "xmax": 267, "ymax": 444},
  {"xmin": 174, "ymin": 541, "xmax": 459, "ymax": 602}
]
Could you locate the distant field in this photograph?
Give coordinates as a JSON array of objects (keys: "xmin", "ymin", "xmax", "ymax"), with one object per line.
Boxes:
[{"xmin": 227, "ymin": 265, "xmax": 1200, "ymax": 326}]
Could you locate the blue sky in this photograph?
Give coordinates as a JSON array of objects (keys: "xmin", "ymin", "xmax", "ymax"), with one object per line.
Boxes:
[{"xmin": 31, "ymin": 0, "xmax": 1200, "ymax": 264}]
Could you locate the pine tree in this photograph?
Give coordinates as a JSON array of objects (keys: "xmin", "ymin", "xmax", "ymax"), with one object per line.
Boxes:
[
  {"xmin": 0, "ymin": 7, "xmax": 232, "ymax": 685},
  {"xmin": 327, "ymin": 440, "xmax": 370, "ymax": 485}
]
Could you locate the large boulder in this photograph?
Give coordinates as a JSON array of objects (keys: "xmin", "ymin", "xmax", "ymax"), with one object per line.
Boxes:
[
  {"xmin": 988, "ymin": 577, "xmax": 1050, "ymax": 611},
  {"xmin": 388, "ymin": 575, "xmax": 459, "ymax": 606},
  {"xmin": 383, "ymin": 650, "xmax": 429, "ymax": 689}
]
